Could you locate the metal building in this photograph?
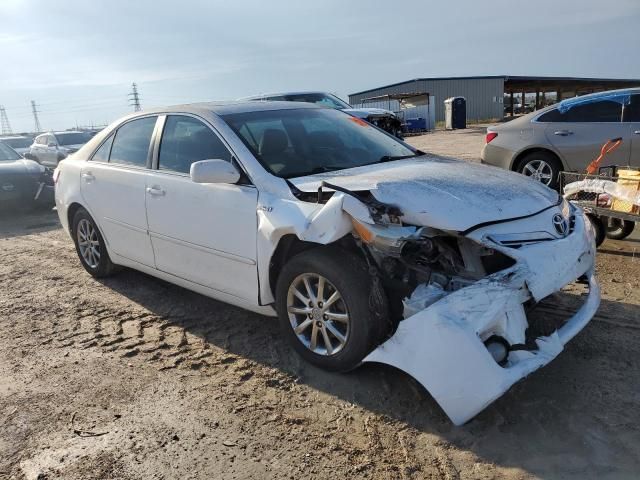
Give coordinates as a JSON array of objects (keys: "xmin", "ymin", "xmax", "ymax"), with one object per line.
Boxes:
[{"xmin": 349, "ymin": 75, "xmax": 640, "ymax": 123}]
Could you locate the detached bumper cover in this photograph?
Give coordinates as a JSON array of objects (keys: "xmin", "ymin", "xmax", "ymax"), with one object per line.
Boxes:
[{"xmin": 363, "ymin": 210, "xmax": 600, "ymax": 425}]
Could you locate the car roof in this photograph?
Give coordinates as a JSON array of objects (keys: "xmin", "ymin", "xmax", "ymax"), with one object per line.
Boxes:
[
  {"xmin": 0, "ymin": 135, "xmax": 31, "ymax": 140},
  {"xmin": 129, "ymin": 100, "xmax": 321, "ymax": 117},
  {"xmin": 240, "ymin": 91, "xmax": 332, "ymax": 100}
]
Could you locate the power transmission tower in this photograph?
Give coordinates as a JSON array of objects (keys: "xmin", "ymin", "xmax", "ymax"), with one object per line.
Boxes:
[
  {"xmin": 0, "ymin": 106, "xmax": 12, "ymax": 135},
  {"xmin": 31, "ymin": 100, "xmax": 42, "ymax": 132},
  {"xmin": 128, "ymin": 83, "xmax": 142, "ymax": 112}
]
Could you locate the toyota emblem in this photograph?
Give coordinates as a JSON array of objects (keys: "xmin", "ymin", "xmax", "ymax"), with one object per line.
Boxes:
[
  {"xmin": 1, "ymin": 183, "xmax": 15, "ymax": 192},
  {"xmin": 552, "ymin": 213, "xmax": 569, "ymax": 236}
]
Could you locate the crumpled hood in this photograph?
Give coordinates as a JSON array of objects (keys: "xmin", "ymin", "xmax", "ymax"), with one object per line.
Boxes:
[
  {"xmin": 290, "ymin": 156, "xmax": 559, "ymax": 231},
  {"xmin": 343, "ymin": 107, "xmax": 397, "ymax": 119}
]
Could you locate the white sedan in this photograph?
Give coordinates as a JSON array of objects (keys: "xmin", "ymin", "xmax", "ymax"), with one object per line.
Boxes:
[{"xmin": 54, "ymin": 102, "xmax": 600, "ymax": 425}]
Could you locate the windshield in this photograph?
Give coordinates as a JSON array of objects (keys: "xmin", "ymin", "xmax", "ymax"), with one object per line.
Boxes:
[
  {"xmin": 222, "ymin": 108, "xmax": 417, "ymax": 178},
  {"xmin": 55, "ymin": 132, "xmax": 92, "ymax": 146},
  {"xmin": 0, "ymin": 142, "xmax": 22, "ymax": 161},
  {"xmin": 1, "ymin": 137, "xmax": 32, "ymax": 149},
  {"xmin": 267, "ymin": 93, "xmax": 351, "ymax": 110}
]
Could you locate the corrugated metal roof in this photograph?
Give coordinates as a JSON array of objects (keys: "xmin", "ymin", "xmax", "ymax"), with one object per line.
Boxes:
[{"xmin": 350, "ymin": 75, "xmax": 640, "ymax": 97}]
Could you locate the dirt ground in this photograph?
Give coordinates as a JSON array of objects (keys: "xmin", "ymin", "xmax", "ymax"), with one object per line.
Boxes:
[{"xmin": 1, "ymin": 128, "xmax": 639, "ymax": 480}]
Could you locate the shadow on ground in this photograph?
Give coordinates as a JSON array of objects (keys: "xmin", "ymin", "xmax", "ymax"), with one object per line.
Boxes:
[
  {"xmin": 0, "ymin": 208, "xmax": 60, "ymax": 239},
  {"xmin": 97, "ymin": 263, "xmax": 640, "ymax": 478}
]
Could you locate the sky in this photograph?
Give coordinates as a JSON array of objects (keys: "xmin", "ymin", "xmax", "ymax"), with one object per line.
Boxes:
[{"xmin": 1, "ymin": 0, "xmax": 639, "ymax": 132}]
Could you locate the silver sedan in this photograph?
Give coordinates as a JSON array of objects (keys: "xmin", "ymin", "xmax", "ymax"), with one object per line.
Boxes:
[{"xmin": 481, "ymin": 88, "xmax": 640, "ymax": 189}]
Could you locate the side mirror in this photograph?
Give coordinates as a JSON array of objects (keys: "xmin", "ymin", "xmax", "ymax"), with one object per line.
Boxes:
[
  {"xmin": 48, "ymin": 142, "xmax": 57, "ymax": 148},
  {"xmin": 190, "ymin": 159, "xmax": 240, "ymax": 184}
]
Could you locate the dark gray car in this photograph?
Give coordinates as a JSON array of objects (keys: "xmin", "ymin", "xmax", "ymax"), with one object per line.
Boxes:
[
  {"xmin": 0, "ymin": 142, "xmax": 54, "ymax": 210},
  {"xmin": 481, "ymin": 88, "xmax": 640, "ymax": 189},
  {"xmin": 242, "ymin": 91, "xmax": 404, "ymax": 138}
]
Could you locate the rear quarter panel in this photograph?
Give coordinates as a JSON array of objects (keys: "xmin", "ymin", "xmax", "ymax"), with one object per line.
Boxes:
[
  {"xmin": 54, "ymin": 158, "xmax": 85, "ymax": 236},
  {"xmin": 484, "ymin": 119, "xmax": 567, "ymax": 170}
]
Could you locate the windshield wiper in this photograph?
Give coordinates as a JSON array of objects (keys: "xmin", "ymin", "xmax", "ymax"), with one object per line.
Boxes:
[{"xmin": 378, "ymin": 150, "xmax": 424, "ymax": 163}]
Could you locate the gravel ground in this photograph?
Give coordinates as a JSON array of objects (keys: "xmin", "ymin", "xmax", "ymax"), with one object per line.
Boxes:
[{"xmin": 1, "ymin": 128, "xmax": 639, "ymax": 479}]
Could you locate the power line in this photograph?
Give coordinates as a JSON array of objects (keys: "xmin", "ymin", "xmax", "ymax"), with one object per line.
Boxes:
[
  {"xmin": 0, "ymin": 106, "xmax": 12, "ymax": 135},
  {"xmin": 31, "ymin": 100, "xmax": 42, "ymax": 132},
  {"xmin": 128, "ymin": 82, "xmax": 142, "ymax": 112}
]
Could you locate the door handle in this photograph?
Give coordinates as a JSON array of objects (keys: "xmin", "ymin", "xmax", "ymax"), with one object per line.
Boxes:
[
  {"xmin": 81, "ymin": 172, "xmax": 95, "ymax": 181},
  {"xmin": 146, "ymin": 186, "xmax": 165, "ymax": 196},
  {"xmin": 634, "ymin": 130, "xmax": 640, "ymax": 135},
  {"xmin": 554, "ymin": 130, "xmax": 573, "ymax": 136}
]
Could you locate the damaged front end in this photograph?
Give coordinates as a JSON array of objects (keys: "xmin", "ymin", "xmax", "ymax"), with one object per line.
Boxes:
[{"xmin": 306, "ymin": 182, "xmax": 600, "ymax": 425}]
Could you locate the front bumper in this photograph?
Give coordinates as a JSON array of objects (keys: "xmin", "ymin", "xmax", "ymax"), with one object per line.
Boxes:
[{"xmin": 363, "ymin": 210, "xmax": 599, "ymax": 425}]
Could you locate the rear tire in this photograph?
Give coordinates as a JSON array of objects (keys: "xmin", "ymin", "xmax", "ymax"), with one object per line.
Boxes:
[
  {"xmin": 275, "ymin": 247, "xmax": 388, "ymax": 372},
  {"xmin": 72, "ymin": 208, "xmax": 118, "ymax": 277},
  {"xmin": 516, "ymin": 151, "xmax": 562, "ymax": 190},
  {"xmin": 603, "ymin": 217, "xmax": 635, "ymax": 240}
]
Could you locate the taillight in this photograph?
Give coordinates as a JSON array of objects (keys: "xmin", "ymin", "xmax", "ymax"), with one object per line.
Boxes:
[
  {"xmin": 52, "ymin": 167, "xmax": 61, "ymax": 184},
  {"xmin": 485, "ymin": 132, "xmax": 498, "ymax": 144}
]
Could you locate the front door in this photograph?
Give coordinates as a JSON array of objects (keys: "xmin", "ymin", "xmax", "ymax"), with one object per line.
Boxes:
[
  {"xmin": 145, "ymin": 114, "xmax": 259, "ymax": 301},
  {"xmin": 80, "ymin": 116, "xmax": 158, "ymax": 267},
  {"xmin": 543, "ymin": 98, "xmax": 631, "ymax": 171}
]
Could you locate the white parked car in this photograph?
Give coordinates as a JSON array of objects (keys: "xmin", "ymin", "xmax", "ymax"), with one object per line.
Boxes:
[
  {"xmin": 30, "ymin": 130, "xmax": 93, "ymax": 166},
  {"xmin": 54, "ymin": 102, "xmax": 600, "ymax": 425}
]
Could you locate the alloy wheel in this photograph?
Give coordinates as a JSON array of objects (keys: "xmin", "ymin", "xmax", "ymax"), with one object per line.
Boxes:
[
  {"xmin": 286, "ymin": 273, "xmax": 350, "ymax": 356},
  {"xmin": 77, "ymin": 218, "xmax": 101, "ymax": 269},
  {"xmin": 521, "ymin": 159, "xmax": 553, "ymax": 185}
]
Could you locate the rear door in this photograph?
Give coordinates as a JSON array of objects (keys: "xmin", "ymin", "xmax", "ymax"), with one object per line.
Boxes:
[
  {"xmin": 80, "ymin": 116, "xmax": 159, "ymax": 267},
  {"xmin": 624, "ymin": 93, "xmax": 640, "ymax": 166},
  {"xmin": 145, "ymin": 114, "xmax": 259, "ymax": 301},
  {"xmin": 542, "ymin": 99, "xmax": 631, "ymax": 171}
]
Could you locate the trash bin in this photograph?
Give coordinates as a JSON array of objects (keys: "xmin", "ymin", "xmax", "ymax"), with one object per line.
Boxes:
[{"xmin": 444, "ymin": 97, "xmax": 466, "ymax": 129}]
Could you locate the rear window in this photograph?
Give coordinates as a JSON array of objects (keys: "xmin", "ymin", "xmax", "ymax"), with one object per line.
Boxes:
[
  {"xmin": 55, "ymin": 132, "xmax": 92, "ymax": 146},
  {"xmin": 109, "ymin": 117, "xmax": 157, "ymax": 167},
  {"xmin": 538, "ymin": 100, "xmax": 622, "ymax": 123},
  {"xmin": 1, "ymin": 137, "xmax": 32, "ymax": 149}
]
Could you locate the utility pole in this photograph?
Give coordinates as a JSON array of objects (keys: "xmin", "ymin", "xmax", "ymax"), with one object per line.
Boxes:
[
  {"xmin": 0, "ymin": 105, "xmax": 12, "ymax": 135},
  {"xmin": 31, "ymin": 100, "xmax": 42, "ymax": 132},
  {"xmin": 129, "ymin": 83, "xmax": 142, "ymax": 112}
]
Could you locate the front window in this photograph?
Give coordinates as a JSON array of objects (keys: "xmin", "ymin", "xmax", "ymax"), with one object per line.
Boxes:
[
  {"xmin": 222, "ymin": 108, "xmax": 417, "ymax": 178},
  {"xmin": 623, "ymin": 94, "xmax": 640, "ymax": 122},
  {"xmin": 55, "ymin": 132, "xmax": 92, "ymax": 146},
  {"xmin": 0, "ymin": 142, "xmax": 21, "ymax": 161},
  {"xmin": 267, "ymin": 93, "xmax": 351, "ymax": 110},
  {"xmin": 158, "ymin": 115, "xmax": 232, "ymax": 174}
]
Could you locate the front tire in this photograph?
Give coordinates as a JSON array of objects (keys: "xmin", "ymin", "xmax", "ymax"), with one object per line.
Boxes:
[
  {"xmin": 275, "ymin": 248, "xmax": 388, "ymax": 372},
  {"xmin": 72, "ymin": 208, "xmax": 117, "ymax": 277}
]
